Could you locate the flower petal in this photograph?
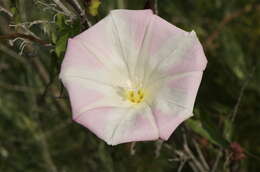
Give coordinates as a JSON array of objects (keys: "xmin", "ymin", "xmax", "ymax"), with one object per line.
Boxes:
[
  {"xmin": 73, "ymin": 15, "xmax": 126, "ymax": 72},
  {"xmin": 61, "ymin": 10, "xmax": 155, "ymax": 87},
  {"xmin": 61, "ymin": 77, "xmax": 129, "ymax": 117},
  {"xmin": 60, "ymin": 38, "xmax": 117, "ymax": 85},
  {"xmin": 137, "ymin": 15, "xmax": 207, "ymax": 85},
  {"xmin": 135, "ymin": 14, "xmax": 187, "ymax": 82},
  {"xmin": 151, "ymin": 71, "xmax": 203, "ymax": 140},
  {"xmin": 109, "ymin": 9, "xmax": 154, "ymax": 81},
  {"xmin": 70, "ymin": 10, "xmax": 153, "ymax": 83},
  {"xmin": 60, "ymin": 10, "xmax": 207, "ymax": 145},
  {"xmin": 74, "ymin": 105, "xmax": 159, "ymax": 145},
  {"xmin": 157, "ymin": 31, "xmax": 207, "ymax": 76},
  {"xmin": 152, "ymin": 104, "xmax": 191, "ymax": 140}
]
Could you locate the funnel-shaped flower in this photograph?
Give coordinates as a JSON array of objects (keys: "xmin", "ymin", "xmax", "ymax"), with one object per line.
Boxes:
[{"xmin": 60, "ymin": 10, "xmax": 207, "ymax": 145}]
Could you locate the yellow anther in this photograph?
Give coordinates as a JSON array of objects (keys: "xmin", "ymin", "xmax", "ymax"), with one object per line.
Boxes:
[
  {"xmin": 129, "ymin": 91, "xmax": 134, "ymax": 97},
  {"xmin": 126, "ymin": 88, "xmax": 145, "ymax": 104},
  {"xmin": 131, "ymin": 99, "xmax": 136, "ymax": 103}
]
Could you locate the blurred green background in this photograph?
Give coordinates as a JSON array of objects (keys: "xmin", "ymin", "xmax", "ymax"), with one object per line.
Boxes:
[{"xmin": 0, "ymin": 0, "xmax": 260, "ymax": 171}]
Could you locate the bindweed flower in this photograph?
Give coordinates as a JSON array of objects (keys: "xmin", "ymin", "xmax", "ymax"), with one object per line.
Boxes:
[{"xmin": 59, "ymin": 10, "xmax": 207, "ymax": 145}]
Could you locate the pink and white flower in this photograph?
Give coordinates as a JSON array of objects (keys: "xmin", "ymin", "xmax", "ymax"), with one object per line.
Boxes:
[{"xmin": 59, "ymin": 9, "xmax": 207, "ymax": 145}]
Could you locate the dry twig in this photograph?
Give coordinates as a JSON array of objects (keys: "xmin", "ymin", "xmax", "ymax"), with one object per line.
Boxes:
[
  {"xmin": 192, "ymin": 139, "xmax": 209, "ymax": 171},
  {"xmin": 155, "ymin": 139, "xmax": 164, "ymax": 158},
  {"xmin": 52, "ymin": 0, "xmax": 76, "ymax": 18},
  {"xmin": 204, "ymin": 4, "xmax": 260, "ymax": 49},
  {"xmin": 0, "ymin": 5, "xmax": 13, "ymax": 17},
  {"xmin": 231, "ymin": 67, "xmax": 256, "ymax": 123},
  {"xmin": 144, "ymin": 0, "xmax": 158, "ymax": 15},
  {"xmin": 0, "ymin": 33, "xmax": 50, "ymax": 46},
  {"xmin": 183, "ymin": 132, "xmax": 207, "ymax": 172},
  {"xmin": 211, "ymin": 151, "xmax": 222, "ymax": 172}
]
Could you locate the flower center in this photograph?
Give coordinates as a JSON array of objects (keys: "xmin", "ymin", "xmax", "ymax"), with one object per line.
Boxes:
[{"xmin": 126, "ymin": 88, "xmax": 145, "ymax": 104}]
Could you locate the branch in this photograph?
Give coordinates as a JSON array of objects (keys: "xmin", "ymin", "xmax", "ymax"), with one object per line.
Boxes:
[
  {"xmin": 154, "ymin": 0, "xmax": 158, "ymax": 15},
  {"xmin": 44, "ymin": 119, "xmax": 72, "ymax": 137},
  {"xmin": 0, "ymin": 82, "xmax": 37, "ymax": 92},
  {"xmin": 21, "ymin": 115, "xmax": 58, "ymax": 172},
  {"xmin": 184, "ymin": 145, "xmax": 207, "ymax": 172},
  {"xmin": 38, "ymin": 132, "xmax": 58, "ymax": 172},
  {"xmin": 230, "ymin": 66, "xmax": 256, "ymax": 123},
  {"xmin": 188, "ymin": 161, "xmax": 200, "ymax": 172},
  {"xmin": 177, "ymin": 158, "xmax": 188, "ymax": 172},
  {"xmin": 65, "ymin": 0, "xmax": 92, "ymax": 28},
  {"xmin": 52, "ymin": 0, "xmax": 76, "ymax": 19},
  {"xmin": 0, "ymin": 5, "xmax": 13, "ymax": 17},
  {"xmin": 0, "ymin": 33, "xmax": 51, "ymax": 46},
  {"xmin": 204, "ymin": 4, "xmax": 260, "ymax": 49},
  {"xmin": 192, "ymin": 139, "xmax": 209, "ymax": 171},
  {"xmin": 35, "ymin": 0, "xmax": 68, "ymax": 15},
  {"xmin": 0, "ymin": 43, "xmax": 27, "ymax": 64},
  {"xmin": 31, "ymin": 57, "xmax": 70, "ymax": 113},
  {"xmin": 211, "ymin": 151, "xmax": 222, "ymax": 172},
  {"xmin": 173, "ymin": 150, "xmax": 189, "ymax": 172},
  {"xmin": 65, "ymin": 0, "xmax": 84, "ymax": 16},
  {"xmin": 155, "ymin": 139, "xmax": 164, "ymax": 158},
  {"xmin": 0, "ymin": 43, "xmax": 69, "ymax": 113},
  {"xmin": 130, "ymin": 142, "xmax": 136, "ymax": 155},
  {"xmin": 144, "ymin": 0, "xmax": 158, "ymax": 15},
  {"xmin": 9, "ymin": 20, "xmax": 54, "ymax": 28},
  {"xmin": 183, "ymin": 132, "xmax": 207, "ymax": 172}
]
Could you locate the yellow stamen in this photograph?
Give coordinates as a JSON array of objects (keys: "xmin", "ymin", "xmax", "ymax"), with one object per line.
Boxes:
[{"xmin": 126, "ymin": 88, "xmax": 145, "ymax": 104}]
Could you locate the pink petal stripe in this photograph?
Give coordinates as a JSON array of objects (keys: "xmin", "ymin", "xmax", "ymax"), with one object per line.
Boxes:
[
  {"xmin": 151, "ymin": 72, "xmax": 203, "ymax": 140},
  {"xmin": 61, "ymin": 38, "xmax": 103, "ymax": 70},
  {"xmin": 74, "ymin": 106, "xmax": 159, "ymax": 145},
  {"xmin": 62, "ymin": 78, "xmax": 104, "ymax": 115},
  {"xmin": 153, "ymin": 107, "xmax": 192, "ymax": 140}
]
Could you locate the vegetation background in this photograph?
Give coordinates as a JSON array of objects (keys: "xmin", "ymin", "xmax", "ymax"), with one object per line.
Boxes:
[{"xmin": 0, "ymin": 0, "xmax": 260, "ymax": 171}]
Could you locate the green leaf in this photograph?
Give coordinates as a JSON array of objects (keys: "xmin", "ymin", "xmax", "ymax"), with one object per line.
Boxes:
[
  {"xmin": 10, "ymin": 7, "xmax": 17, "ymax": 15},
  {"xmin": 186, "ymin": 119, "xmax": 217, "ymax": 144},
  {"xmin": 51, "ymin": 32, "xmax": 57, "ymax": 44},
  {"xmin": 88, "ymin": 0, "xmax": 101, "ymax": 16},
  {"xmin": 223, "ymin": 118, "xmax": 234, "ymax": 142},
  {"xmin": 55, "ymin": 33, "xmax": 69, "ymax": 58},
  {"xmin": 186, "ymin": 118, "xmax": 229, "ymax": 148},
  {"xmin": 56, "ymin": 13, "xmax": 66, "ymax": 28}
]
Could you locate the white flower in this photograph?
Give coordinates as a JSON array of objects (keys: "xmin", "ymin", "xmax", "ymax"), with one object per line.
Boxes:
[{"xmin": 59, "ymin": 9, "xmax": 207, "ymax": 145}]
